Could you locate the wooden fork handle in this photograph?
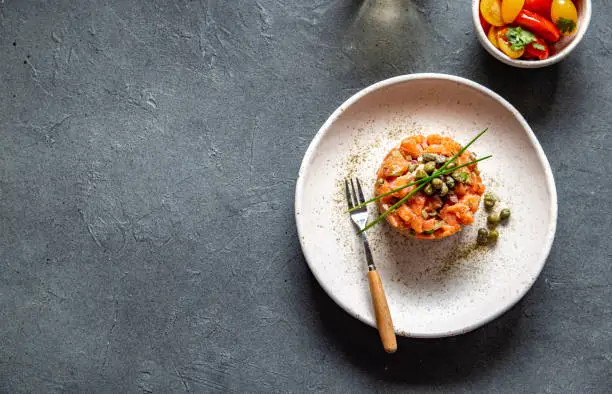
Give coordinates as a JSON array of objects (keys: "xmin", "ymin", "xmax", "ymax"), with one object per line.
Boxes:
[{"xmin": 368, "ymin": 270, "xmax": 397, "ymax": 354}]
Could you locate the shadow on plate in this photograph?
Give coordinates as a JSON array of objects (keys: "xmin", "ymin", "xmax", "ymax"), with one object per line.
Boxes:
[
  {"xmin": 307, "ymin": 269, "xmax": 524, "ymax": 384},
  {"xmin": 370, "ymin": 224, "xmax": 490, "ymax": 302}
]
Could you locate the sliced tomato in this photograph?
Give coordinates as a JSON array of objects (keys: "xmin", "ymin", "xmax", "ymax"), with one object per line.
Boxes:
[
  {"xmin": 551, "ymin": 0, "xmax": 578, "ymax": 36},
  {"xmin": 487, "ymin": 26, "xmax": 500, "ymax": 49},
  {"xmin": 523, "ymin": 37, "xmax": 550, "ymax": 59},
  {"xmin": 480, "ymin": 0, "xmax": 505, "ymax": 27},
  {"xmin": 523, "ymin": 0, "xmax": 552, "ymax": 19},
  {"xmin": 501, "ymin": 0, "xmax": 525, "ymax": 24}
]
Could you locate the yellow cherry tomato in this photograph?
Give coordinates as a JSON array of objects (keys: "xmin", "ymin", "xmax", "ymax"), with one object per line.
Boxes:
[
  {"xmin": 488, "ymin": 26, "xmax": 500, "ymax": 49},
  {"xmin": 551, "ymin": 0, "xmax": 578, "ymax": 36},
  {"xmin": 497, "ymin": 28, "xmax": 525, "ymax": 59},
  {"xmin": 480, "ymin": 0, "xmax": 505, "ymax": 27},
  {"xmin": 501, "ymin": 0, "xmax": 525, "ymax": 24}
]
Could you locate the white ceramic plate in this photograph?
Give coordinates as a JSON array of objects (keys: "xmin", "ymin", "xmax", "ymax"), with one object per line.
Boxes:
[{"xmin": 295, "ymin": 74, "xmax": 557, "ymax": 338}]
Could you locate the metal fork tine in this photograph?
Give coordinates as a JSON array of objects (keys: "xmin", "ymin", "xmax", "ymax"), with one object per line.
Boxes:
[
  {"xmin": 350, "ymin": 179, "xmax": 359, "ymax": 209},
  {"xmin": 355, "ymin": 178, "xmax": 366, "ymax": 205},
  {"xmin": 345, "ymin": 179, "xmax": 354, "ymax": 210}
]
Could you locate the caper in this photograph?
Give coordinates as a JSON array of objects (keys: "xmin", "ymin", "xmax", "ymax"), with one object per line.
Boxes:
[
  {"xmin": 484, "ymin": 192, "xmax": 497, "ymax": 203},
  {"xmin": 452, "ymin": 171, "xmax": 469, "ymax": 183},
  {"xmin": 424, "ymin": 161, "xmax": 436, "ymax": 174},
  {"xmin": 483, "ymin": 192, "xmax": 497, "ymax": 210},
  {"xmin": 423, "ymin": 183, "xmax": 434, "ymax": 196},
  {"xmin": 477, "ymin": 228, "xmax": 489, "ymax": 245},
  {"xmin": 436, "ymin": 155, "xmax": 448, "ymax": 164},
  {"xmin": 445, "ymin": 176, "xmax": 455, "ymax": 189},
  {"xmin": 445, "ymin": 161, "xmax": 456, "ymax": 169},
  {"xmin": 487, "ymin": 214, "xmax": 500, "ymax": 225},
  {"xmin": 440, "ymin": 182, "xmax": 449, "ymax": 197},
  {"xmin": 488, "ymin": 229, "xmax": 499, "ymax": 242},
  {"xmin": 421, "ymin": 153, "xmax": 438, "ymax": 162},
  {"xmin": 377, "ymin": 178, "xmax": 384, "ymax": 185},
  {"xmin": 407, "ymin": 164, "xmax": 418, "ymax": 172},
  {"xmin": 500, "ymin": 208, "xmax": 511, "ymax": 221},
  {"xmin": 415, "ymin": 168, "xmax": 428, "ymax": 179},
  {"xmin": 431, "ymin": 178, "xmax": 444, "ymax": 189}
]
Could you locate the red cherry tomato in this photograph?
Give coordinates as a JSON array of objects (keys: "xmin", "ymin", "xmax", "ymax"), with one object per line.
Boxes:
[
  {"xmin": 523, "ymin": 37, "xmax": 550, "ymax": 60},
  {"xmin": 524, "ymin": 0, "xmax": 553, "ymax": 19},
  {"xmin": 515, "ymin": 9, "xmax": 561, "ymax": 42},
  {"xmin": 480, "ymin": 13, "xmax": 491, "ymax": 32}
]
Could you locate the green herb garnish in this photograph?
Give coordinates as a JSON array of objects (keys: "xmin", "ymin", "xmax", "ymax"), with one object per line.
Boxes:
[
  {"xmin": 556, "ymin": 18, "xmax": 576, "ymax": 34},
  {"xmin": 532, "ymin": 43, "xmax": 546, "ymax": 51},
  {"xmin": 505, "ymin": 27, "xmax": 537, "ymax": 51},
  {"xmin": 353, "ymin": 128, "xmax": 490, "ymax": 234},
  {"xmin": 346, "ymin": 154, "xmax": 491, "ymax": 213}
]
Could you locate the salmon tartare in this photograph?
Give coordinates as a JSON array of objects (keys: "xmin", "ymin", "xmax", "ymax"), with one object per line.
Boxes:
[{"xmin": 375, "ymin": 134, "xmax": 486, "ymax": 239}]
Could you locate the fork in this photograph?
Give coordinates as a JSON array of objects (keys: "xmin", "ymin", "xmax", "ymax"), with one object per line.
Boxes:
[{"xmin": 345, "ymin": 178, "xmax": 397, "ymax": 354}]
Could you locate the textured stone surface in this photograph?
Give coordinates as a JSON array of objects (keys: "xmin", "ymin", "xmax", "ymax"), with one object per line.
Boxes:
[{"xmin": 0, "ymin": 0, "xmax": 610, "ymax": 392}]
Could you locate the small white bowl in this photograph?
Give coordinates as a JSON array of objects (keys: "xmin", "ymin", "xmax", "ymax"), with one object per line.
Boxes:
[{"xmin": 473, "ymin": 0, "xmax": 592, "ymax": 68}]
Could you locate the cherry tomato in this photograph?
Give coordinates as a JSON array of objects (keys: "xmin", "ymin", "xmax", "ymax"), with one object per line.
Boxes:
[
  {"xmin": 480, "ymin": 0, "xmax": 505, "ymax": 27},
  {"xmin": 523, "ymin": 37, "xmax": 550, "ymax": 59},
  {"xmin": 497, "ymin": 28, "xmax": 525, "ymax": 59},
  {"xmin": 515, "ymin": 9, "xmax": 561, "ymax": 42},
  {"xmin": 480, "ymin": 13, "xmax": 491, "ymax": 32},
  {"xmin": 502, "ymin": 0, "xmax": 525, "ymax": 24},
  {"xmin": 523, "ymin": 0, "xmax": 552, "ymax": 19},
  {"xmin": 551, "ymin": 0, "xmax": 578, "ymax": 36},
  {"xmin": 488, "ymin": 26, "xmax": 500, "ymax": 49}
]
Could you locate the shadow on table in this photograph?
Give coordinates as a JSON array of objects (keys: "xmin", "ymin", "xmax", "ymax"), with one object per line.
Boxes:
[
  {"xmin": 307, "ymin": 271, "xmax": 524, "ymax": 384},
  {"xmin": 472, "ymin": 53, "xmax": 560, "ymax": 126},
  {"xmin": 342, "ymin": 0, "xmax": 433, "ymax": 79}
]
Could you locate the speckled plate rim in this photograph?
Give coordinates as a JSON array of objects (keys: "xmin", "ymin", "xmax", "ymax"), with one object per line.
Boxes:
[{"xmin": 295, "ymin": 73, "xmax": 558, "ymax": 338}]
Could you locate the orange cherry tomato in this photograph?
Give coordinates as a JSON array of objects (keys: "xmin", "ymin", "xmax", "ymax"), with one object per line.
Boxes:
[
  {"xmin": 551, "ymin": 0, "xmax": 578, "ymax": 36},
  {"xmin": 480, "ymin": 0, "xmax": 505, "ymax": 27},
  {"xmin": 488, "ymin": 26, "xmax": 500, "ymax": 49},
  {"xmin": 497, "ymin": 28, "xmax": 525, "ymax": 59},
  {"xmin": 502, "ymin": 0, "xmax": 525, "ymax": 24}
]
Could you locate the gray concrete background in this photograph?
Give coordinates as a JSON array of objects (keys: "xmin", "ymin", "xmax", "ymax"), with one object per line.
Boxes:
[{"xmin": 0, "ymin": 0, "xmax": 610, "ymax": 392}]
